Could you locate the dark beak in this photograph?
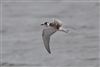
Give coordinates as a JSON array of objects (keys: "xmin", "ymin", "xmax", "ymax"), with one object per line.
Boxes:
[{"xmin": 41, "ymin": 24, "xmax": 44, "ymax": 25}]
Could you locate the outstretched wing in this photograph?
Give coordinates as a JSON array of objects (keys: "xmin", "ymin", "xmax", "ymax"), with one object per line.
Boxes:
[
  {"xmin": 54, "ymin": 18, "xmax": 62, "ymax": 26},
  {"xmin": 42, "ymin": 27, "xmax": 57, "ymax": 54}
]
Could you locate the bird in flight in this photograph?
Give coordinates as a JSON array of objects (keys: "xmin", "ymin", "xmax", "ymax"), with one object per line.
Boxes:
[{"xmin": 41, "ymin": 19, "xmax": 69, "ymax": 54}]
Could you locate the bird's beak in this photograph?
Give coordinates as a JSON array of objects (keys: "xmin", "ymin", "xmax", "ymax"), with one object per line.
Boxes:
[{"xmin": 41, "ymin": 24, "xmax": 44, "ymax": 25}]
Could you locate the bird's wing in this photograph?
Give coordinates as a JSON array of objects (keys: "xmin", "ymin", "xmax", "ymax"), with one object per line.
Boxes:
[
  {"xmin": 42, "ymin": 27, "xmax": 57, "ymax": 54},
  {"xmin": 54, "ymin": 18, "xmax": 62, "ymax": 25}
]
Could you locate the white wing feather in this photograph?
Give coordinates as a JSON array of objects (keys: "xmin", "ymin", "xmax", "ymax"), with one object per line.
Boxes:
[{"xmin": 54, "ymin": 18, "xmax": 62, "ymax": 26}]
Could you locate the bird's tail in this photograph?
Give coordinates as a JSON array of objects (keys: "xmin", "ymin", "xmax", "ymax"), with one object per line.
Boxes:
[{"xmin": 59, "ymin": 27, "xmax": 70, "ymax": 33}]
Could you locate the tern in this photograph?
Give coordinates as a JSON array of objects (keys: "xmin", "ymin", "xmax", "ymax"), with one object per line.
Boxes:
[{"xmin": 41, "ymin": 19, "xmax": 69, "ymax": 54}]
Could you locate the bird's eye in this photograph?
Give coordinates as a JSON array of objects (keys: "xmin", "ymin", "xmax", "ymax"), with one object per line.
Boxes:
[{"xmin": 44, "ymin": 22, "xmax": 48, "ymax": 25}]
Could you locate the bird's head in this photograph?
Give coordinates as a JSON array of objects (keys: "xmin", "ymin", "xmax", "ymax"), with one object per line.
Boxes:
[{"xmin": 41, "ymin": 22, "xmax": 49, "ymax": 26}]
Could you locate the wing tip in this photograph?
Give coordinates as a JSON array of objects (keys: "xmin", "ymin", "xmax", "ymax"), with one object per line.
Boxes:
[
  {"xmin": 48, "ymin": 51, "xmax": 51, "ymax": 54},
  {"xmin": 46, "ymin": 49, "xmax": 51, "ymax": 54}
]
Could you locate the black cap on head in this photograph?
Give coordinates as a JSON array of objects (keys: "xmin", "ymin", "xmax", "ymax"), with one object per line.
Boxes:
[
  {"xmin": 41, "ymin": 22, "xmax": 48, "ymax": 25},
  {"xmin": 44, "ymin": 22, "xmax": 48, "ymax": 25}
]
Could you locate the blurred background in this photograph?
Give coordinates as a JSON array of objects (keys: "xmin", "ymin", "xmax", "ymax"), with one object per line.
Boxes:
[{"xmin": 0, "ymin": 0, "xmax": 99, "ymax": 67}]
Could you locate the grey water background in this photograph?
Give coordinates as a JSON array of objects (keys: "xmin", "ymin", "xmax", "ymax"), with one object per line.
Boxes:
[{"xmin": 1, "ymin": 0, "xmax": 100, "ymax": 67}]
